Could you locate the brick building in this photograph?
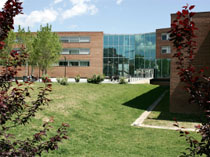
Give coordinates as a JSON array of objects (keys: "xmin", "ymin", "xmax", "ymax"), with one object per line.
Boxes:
[{"xmin": 156, "ymin": 12, "xmax": 210, "ymax": 113}]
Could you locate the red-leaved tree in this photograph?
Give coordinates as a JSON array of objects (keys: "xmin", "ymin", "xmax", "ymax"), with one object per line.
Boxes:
[
  {"xmin": 169, "ymin": 4, "xmax": 210, "ymax": 156},
  {"xmin": 0, "ymin": 0, "xmax": 69, "ymax": 156}
]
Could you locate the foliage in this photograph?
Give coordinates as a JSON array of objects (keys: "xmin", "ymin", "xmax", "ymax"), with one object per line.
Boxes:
[
  {"xmin": 16, "ymin": 25, "xmax": 35, "ymax": 75},
  {"xmin": 42, "ymin": 74, "xmax": 51, "ymax": 83},
  {"xmin": 169, "ymin": 4, "xmax": 210, "ymax": 156},
  {"xmin": 0, "ymin": 30, "xmax": 16, "ymax": 65},
  {"xmin": 75, "ymin": 75, "xmax": 80, "ymax": 83},
  {"xmin": 56, "ymin": 78, "xmax": 61, "ymax": 83},
  {"xmin": 119, "ymin": 77, "xmax": 128, "ymax": 84},
  {"xmin": 60, "ymin": 77, "xmax": 69, "ymax": 85},
  {"xmin": 0, "ymin": 0, "xmax": 69, "ymax": 156},
  {"xmin": 33, "ymin": 24, "xmax": 62, "ymax": 75},
  {"xmin": 87, "ymin": 74, "xmax": 104, "ymax": 84}
]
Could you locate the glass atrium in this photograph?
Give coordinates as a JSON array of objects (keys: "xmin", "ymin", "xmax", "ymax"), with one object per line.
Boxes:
[{"xmin": 103, "ymin": 33, "xmax": 170, "ymax": 78}]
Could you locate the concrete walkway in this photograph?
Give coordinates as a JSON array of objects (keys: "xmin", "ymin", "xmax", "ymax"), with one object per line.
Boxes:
[{"xmin": 131, "ymin": 90, "xmax": 196, "ymax": 132}]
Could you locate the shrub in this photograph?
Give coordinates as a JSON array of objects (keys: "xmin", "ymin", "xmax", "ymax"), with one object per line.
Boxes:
[
  {"xmin": 60, "ymin": 77, "xmax": 69, "ymax": 85},
  {"xmin": 87, "ymin": 74, "xmax": 104, "ymax": 84},
  {"xmin": 75, "ymin": 75, "xmax": 80, "ymax": 83},
  {"xmin": 119, "ymin": 77, "xmax": 127, "ymax": 84},
  {"xmin": 42, "ymin": 74, "xmax": 51, "ymax": 83},
  {"xmin": 56, "ymin": 77, "xmax": 61, "ymax": 83}
]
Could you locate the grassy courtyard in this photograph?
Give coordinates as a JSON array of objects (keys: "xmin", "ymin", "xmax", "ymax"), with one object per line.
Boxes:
[{"xmin": 10, "ymin": 83, "xmax": 199, "ymax": 156}]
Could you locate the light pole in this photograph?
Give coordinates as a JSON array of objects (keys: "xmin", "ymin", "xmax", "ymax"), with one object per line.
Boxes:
[{"xmin": 64, "ymin": 56, "xmax": 67, "ymax": 78}]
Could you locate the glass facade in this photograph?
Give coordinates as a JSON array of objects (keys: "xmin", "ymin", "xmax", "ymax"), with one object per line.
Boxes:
[{"xmin": 103, "ymin": 33, "xmax": 171, "ymax": 78}]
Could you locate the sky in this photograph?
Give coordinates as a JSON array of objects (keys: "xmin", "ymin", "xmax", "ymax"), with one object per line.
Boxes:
[{"xmin": 0, "ymin": 0, "xmax": 210, "ymax": 34}]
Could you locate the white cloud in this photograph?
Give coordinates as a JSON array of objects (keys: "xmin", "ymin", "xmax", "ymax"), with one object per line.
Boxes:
[
  {"xmin": 54, "ymin": 0, "xmax": 63, "ymax": 4},
  {"xmin": 62, "ymin": 0, "xmax": 98, "ymax": 19},
  {"xmin": 0, "ymin": 0, "xmax": 7, "ymax": 10},
  {"xmin": 14, "ymin": 9, "xmax": 58, "ymax": 27},
  {"xmin": 116, "ymin": 0, "xmax": 123, "ymax": 5}
]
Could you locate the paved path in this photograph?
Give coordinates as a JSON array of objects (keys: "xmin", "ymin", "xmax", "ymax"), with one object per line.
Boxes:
[{"xmin": 131, "ymin": 90, "xmax": 196, "ymax": 132}]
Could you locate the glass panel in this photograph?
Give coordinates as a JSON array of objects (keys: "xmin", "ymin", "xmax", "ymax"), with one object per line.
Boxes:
[
  {"xmin": 125, "ymin": 36, "xmax": 129, "ymax": 45},
  {"xmin": 113, "ymin": 46, "xmax": 118, "ymax": 57},
  {"xmin": 108, "ymin": 35, "xmax": 114, "ymax": 45},
  {"xmin": 80, "ymin": 49, "xmax": 90, "ymax": 54},
  {"xmin": 69, "ymin": 49, "xmax": 79, "ymax": 55},
  {"xmin": 118, "ymin": 46, "xmax": 123, "ymax": 57},
  {"xmin": 69, "ymin": 37, "xmax": 79, "ymax": 42},
  {"xmin": 59, "ymin": 61, "xmax": 68, "ymax": 66},
  {"xmin": 104, "ymin": 47, "xmax": 109, "ymax": 57},
  {"xmin": 130, "ymin": 35, "xmax": 135, "ymax": 45},
  {"xmin": 69, "ymin": 61, "xmax": 79, "ymax": 66},
  {"xmin": 119, "ymin": 35, "xmax": 124, "ymax": 45},
  {"xmin": 108, "ymin": 47, "xmax": 114, "ymax": 57},
  {"xmin": 104, "ymin": 35, "xmax": 109, "ymax": 45},
  {"xmin": 80, "ymin": 61, "xmax": 89, "ymax": 67},
  {"xmin": 145, "ymin": 58, "xmax": 150, "ymax": 69},
  {"xmin": 129, "ymin": 59, "xmax": 135, "ymax": 76},
  {"xmin": 60, "ymin": 37, "xmax": 69, "ymax": 43},
  {"xmin": 114, "ymin": 36, "xmax": 118, "ymax": 45},
  {"xmin": 125, "ymin": 46, "xmax": 129, "ymax": 58},
  {"xmin": 113, "ymin": 58, "xmax": 119, "ymax": 76},
  {"xmin": 80, "ymin": 36, "xmax": 90, "ymax": 42},
  {"xmin": 156, "ymin": 59, "xmax": 162, "ymax": 78}
]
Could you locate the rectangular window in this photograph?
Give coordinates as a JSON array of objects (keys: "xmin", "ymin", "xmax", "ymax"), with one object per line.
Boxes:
[
  {"xmin": 59, "ymin": 61, "xmax": 68, "ymax": 66},
  {"xmin": 60, "ymin": 36, "xmax": 90, "ymax": 43},
  {"xmin": 79, "ymin": 48, "xmax": 90, "ymax": 54},
  {"xmin": 69, "ymin": 61, "xmax": 90, "ymax": 67},
  {"xmin": 80, "ymin": 61, "xmax": 90, "ymax": 67},
  {"xmin": 61, "ymin": 49, "xmax": 70, "ymax": 55},
  {"xmin": 69, "ymin": 61, "xmax": 79, "ymax": 67},
  {"xmin": 60, "ymin": 37, "xmax": 69, "ymax": 43},
  {"xmin": 161, "ymin": 33, "xmax": 170, "ymax": 40},
  {"xmin": 161, "ymin": 46, "xmax": 171, "ymax": 54},
  {"xmin": 80, "ymin": 37, "xmax": 90, "ymax": 42},
  {"xmin": 69, "ymin": 49, "xmax": 80, "ymax": 55}
]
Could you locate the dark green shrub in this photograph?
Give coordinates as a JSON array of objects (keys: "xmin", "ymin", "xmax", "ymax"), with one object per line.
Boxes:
[
  {"xmin": 87, "ymin": 74, "xmax": 104, "ymax": 84},
  {"xmin": 56, "ymin": 78, "xmax": 61, "ymax": 83},
  {"xmin": 119, "ymin": 77, "xmax": 127, "ymax": 84},
  {"xmin": 75, "ymin": 75, "xmax": 80, "ymax": 83},
  {"xmin": 60, "ymin": 77, "xmax": 68, "ymax": 85}
]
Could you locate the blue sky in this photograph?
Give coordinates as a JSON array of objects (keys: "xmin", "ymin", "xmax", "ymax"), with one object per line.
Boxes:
[{"xmin": 1, "ymin": 0, "xmax": 210, "ymax": 34}]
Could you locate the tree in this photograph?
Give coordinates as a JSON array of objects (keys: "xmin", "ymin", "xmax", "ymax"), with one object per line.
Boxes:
[
  {"xmin": 170, "ymin": 4, "xmax": 210, "ymax": 156},
  {"xmin": 0, "ymin": 30, "xmax": 16, "ymax": 65},
  {"xmin": 33, "ymin": 24, "xmax": 62, "ymax": 75},
  {"xmin": 0, "ymin": 0, "xmax": 69, "ymax": 156},
  {"xmin": 16, "ymin": 25, "xmax": 35, "ymax": 75}
]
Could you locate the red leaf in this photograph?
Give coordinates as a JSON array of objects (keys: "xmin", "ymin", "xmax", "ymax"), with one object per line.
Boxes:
[
  {"xmin": 185, "ymin": 131, "xmax": 190, "ymax": 135},
  {"xmin": 189, "ymin": 5, "xmax": 195, "ymax": 10}
]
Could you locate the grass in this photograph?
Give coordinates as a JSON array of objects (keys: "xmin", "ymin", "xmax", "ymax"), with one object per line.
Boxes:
[
  {"xmin": 8, "ymin": 83, "xmax": 199, "ymax": 156},
  {"xmin": 143, "ymin": 90, "xmax": 204, "ymax": 128}
]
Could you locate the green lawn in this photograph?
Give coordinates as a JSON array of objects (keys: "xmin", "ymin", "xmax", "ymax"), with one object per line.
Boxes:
[{"xmin": 9, "ymin": 83, "xmax": 198, "ymax": 157}]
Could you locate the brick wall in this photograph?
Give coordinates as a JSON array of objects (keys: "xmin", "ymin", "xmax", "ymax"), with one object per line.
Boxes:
[
  {"xmin": 8, "ymin": 32, "xmax": 104, "ymax": 78},
  {"xmin": 156, "ymin": 28, "xmax": 172, "ymax": 59},
  {"xmin": 170, "ymin": 12, "xmax": 210, "ymax": 113}
]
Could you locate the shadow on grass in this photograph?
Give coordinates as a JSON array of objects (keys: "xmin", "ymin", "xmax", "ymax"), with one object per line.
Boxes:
[
  {"xmin": 148, "ymin": 91, "xmax": 205, "ymax": 123},
  {"xmin": 122, "ymin": 86, "xmax": 168, "ymax": 111},
  {"xmin": 123, "ymin": 86, "xmax": 204, "ymax": 123}
]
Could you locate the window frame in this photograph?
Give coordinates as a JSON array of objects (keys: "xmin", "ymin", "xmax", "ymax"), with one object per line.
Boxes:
[{"xmin": 161, "ymin": 46, "xmax": 171, "ymax": 54}]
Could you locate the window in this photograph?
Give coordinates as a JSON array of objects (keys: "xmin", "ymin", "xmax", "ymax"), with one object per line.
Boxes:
[
  {"xmin": 80, "ymin": 37, "xmax": 90, "ymax": 43},
  {"xmin": 69, "ymin": 61, "xmax": 79, "ymax": 66},
  {"xmin": 60, "ymin": 37, "xmax": 69, "ymax": 43},
  {"xmin": 79, "ymin": 49, "xmax": 90, "ymax": 55},
  {"xmin": 69, "ymin": 61, "xmax": 90, "ymax": 67},
  {"xmin": 60, "ymin": 36, "xmax": 90, "ymax": 43},
  {"xmin": 80, "ymin": 61, "xmax": 90, "ymax": 67},
  {"xmin": 161, "ymin": 46, "xmax": 171, "ymax": 54},
  {"xmin": 59, "ymin": 61, "xmax": 68, "ymax": 66},
  {"xmin": 69, "ymin": 49, "xmax": 79, "ymax": 55},
  {"xmin": 161, "ymin": 33, "xmax": 170, "ymax": 40},
  {"xmin": 61, "ymin": 49, "xmax": 70, "ymax": 55},
  {"xmin": 69, "ymin": 37, "xmax": 79, "ymax": 43}
]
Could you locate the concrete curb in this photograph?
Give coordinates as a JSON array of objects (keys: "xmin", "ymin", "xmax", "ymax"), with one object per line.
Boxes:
[{"xmin": 131, "ymin": 90, "xmax": 196, "ymax": 132}]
